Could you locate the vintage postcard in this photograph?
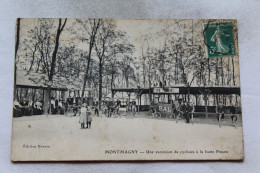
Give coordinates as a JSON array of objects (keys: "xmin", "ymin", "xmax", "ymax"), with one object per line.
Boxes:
[{"xmin": 11, "ymin": 18, "xmax": 243, "ymax": 161}]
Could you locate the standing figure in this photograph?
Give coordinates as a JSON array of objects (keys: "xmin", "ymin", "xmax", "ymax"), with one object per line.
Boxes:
[
  {"xmin": 34, "ymin": 99, "xmax": 42, "ymax": 115},
  {"xmin": 58, "ymin": 100, "xmax": 64, "ymax": 114},
  {"xmin": 211, "ymin": 25, "xmax": 230, "ymax": 54},
  {"xmin": 79, "ymin": 103, "xmax": 87, "ymax": 129},
  {"xmin": 94, "ymin": 101, "xmax": 99, "ymax": 117},
  {"xmin": 131, "ymin": 101, "xmax": 137, "ymax": 117},
  {"xmin": 116, "ymin": 99, "xmax": 121, "ymax": 115},
  {"xmin": 176, "ymin": 99, "xmax": 185, "ymax": 123},
  {"xmin": 179, "ymin": 100, "xmax": 186, "ymax": 117},
  {"xmin": 171, "ymin": 100, "xmax": 176, "ymax": 119},
  {"xmin": 216, "ymin": 102, "xmax": 225, "ymax": 127},
  {"xmin": 174, "ymin": 99, "xmax": 180, "ymax": 119},
  {"xmin": 86, "ymin": 106, "xmax": 93, "ymax": 129},
  {"xmin": 184, "ymin": 102, "xmax": 193, "ymax": 124},
  {"xmin": 50, "ymin": 97, "xmax": 56, "ymax": 114},
  {"xmin": 102, "ymin": 102, "xmax": 108, "ymax": 118},
  {"xmin": 150, "ymin": 101, "xmax": 156, "ymax": 118}
]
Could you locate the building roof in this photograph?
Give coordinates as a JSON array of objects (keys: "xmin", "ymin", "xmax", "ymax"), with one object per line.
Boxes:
[
  {"xmin": 112, "ymin": 86, "xmax": 240, "ymax": 95},
  {"xmin": 16, "ymin": 69, "xmax": 92, "ymax": 91}
]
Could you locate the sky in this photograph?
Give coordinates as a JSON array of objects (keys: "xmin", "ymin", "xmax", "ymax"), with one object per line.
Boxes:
[{"xmin": 16, "ymin": 18, "xmax": 240, "ymax": 88}]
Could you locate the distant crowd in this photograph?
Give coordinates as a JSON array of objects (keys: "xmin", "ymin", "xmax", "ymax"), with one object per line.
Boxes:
[{"xmin": 13, "ymin": 96, "xmax": 238, "ymax": 127}]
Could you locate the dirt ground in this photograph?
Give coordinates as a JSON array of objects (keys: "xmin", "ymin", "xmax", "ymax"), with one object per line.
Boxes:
[{"xmin": 11, "ymin": 111, "xmax": 244, "ymax": 161}]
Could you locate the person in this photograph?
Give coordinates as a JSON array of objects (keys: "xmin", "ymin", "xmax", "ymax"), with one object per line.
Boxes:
[
  {"xmin": 115, "ymin": 99, "xmax": 121, "ymax": 117},
  {"xmin": 72, "ymin": 97, "xmax": 79, "ymax": 116},
  {"xmin": 172, "ymin": 100, "xmax": 179, "ymax": 119},
  {"xmin": 34, "ymin": 99, "xmax": 42, "ymax": 115},
  {"xmin": 131, "ymin": 101, "xmax": 137, "ymax": 117},
  {"xmin": 102, "ymin": 101, "xmax": 108, "ymax": 118},
  {"xmin": 109, "ymin": 105, "xmax": 116, "ymax": 118},
  {"xmin": 176, "ymin": 99, "xmax": 185, "ymax": 123},
  {"xmin": 20, "ymin": 99, "xmax": 29, "ymax": 116},
  {"xmin": 86, "ymin": 105, "xmax": 93, "ymax": 129},
  {"xmin": 184, "ymin": 101, "xmax": 193, "ymax": 123},
  {"xmin": 79, "ymin": 103, "xmax": 87, "ymax": 129},
  {"xmin": 13, "ymin": 99, "xmax": 24, "ymax": 117},
  {"xmin": 58, "ymin": 100, "xmax": 64, "ymax": 114},
  {"xmin": 94, "ymin": 101, "xmax": 99, "ymax": 117},
  {"xmin": 126, "ymin": 100, "xmax": 130, "ymax": 112},
  {"xmin": 50, "ymin": 97, "xmax": 56, "ymax": 114},
  {"xmin": 150, "ymin": 101, "xmax": 156, "ymax": 118},
  {"xmin": 73, "ymin": 103, "xmax": 78, "ymax": 116},
  {"xmin": 170, "ymin": 100, "xmax": 176, "ymax": 119},
  {"xmin": 230, "ymin": 104, "xmax": 237, "ymax": 128},
  {"xmin": 179, "ymin": 100, "xmax": 185, "ymax": 117},
  {"xmin": 189, "ymin": 101, "xmax": 195, "ymax": 123},
  {"xmin": 27, "ymin": 100, "xmax": 34, "ymax": 116},
  {"xmin": 64, "ymin": 100, "xmax": 69, "ymax": 114},
  {"xmin": 216, "ymin": 102, "xmax": 225, "ymax": 121},
  {"xmin": 174, "ymin": 99, "xmax": 180, "ymax": 119}
]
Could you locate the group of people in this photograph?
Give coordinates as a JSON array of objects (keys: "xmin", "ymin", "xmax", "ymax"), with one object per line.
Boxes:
[
  {"xmin": 177, "ymin": 100, "xmax": 195, "ymax": 123},
  {"xmin": 50, "ymin": 98, "xmax": 66, "ymax": 115},
  {"xmin": 100, "ymin": 99, "xmax": 122, "ymax": 118},
  {"xmin": 79, "ymin": 103, "xmax": 93, "ymax": 129},
  {"xmin": 125, "ymin": 100, "xmax": 137, "ymax": 117},
  {"xmin": 216, "ymin": 102, "xmax": 238, "ymax": 127},
  {"xmin": 150, "ymin": 98, "xmax": 238, "ymax": 126},
  {"xmin": 151, "ymin": 99, "xmax": 195, "ymax": 124},
  {"xmin": 13, "ymin": 99, "xmax": 43, "ymax": 117},
  {"xmin": 85, "ymin": 99, "xmax": 138, "ymax": 119},
  {"xmin": 13, "ymin": 97, "xmax": 81, "ymax": 117}
]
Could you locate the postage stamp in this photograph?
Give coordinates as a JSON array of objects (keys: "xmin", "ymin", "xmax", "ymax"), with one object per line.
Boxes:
[{"xmin": 203, "ymin": 22, "xmax": 236, "ymax": 58}]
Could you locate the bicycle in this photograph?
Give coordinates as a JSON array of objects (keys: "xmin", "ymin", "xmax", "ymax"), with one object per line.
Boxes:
[
  {"xmin": 175, "ymin": 111, "xmax": 184, "ymax": 123},
  {"xmin": 153, "ymin": 111, "xmax": 161, "ymax": 119},
  {"xmin": 218, "ymin": 112, "xmax": 238, "ymax": 128}
]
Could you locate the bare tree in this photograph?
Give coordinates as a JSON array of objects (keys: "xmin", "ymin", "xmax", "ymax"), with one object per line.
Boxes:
[
  {"xmin": 94, "ymin": 20, "xmax": 134, "ymax": 107},
  {"xmin": 75, "ymin": 19, "xmax": 102, "ymax": 104},
  {"xmin": 22, "ymin": 18, "xmax": 67, "ymax": 114}
]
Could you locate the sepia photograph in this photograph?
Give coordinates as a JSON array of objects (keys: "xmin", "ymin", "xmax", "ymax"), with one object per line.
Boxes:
[{"xmin": 11, "ymin": 18, "xmax": 243, "ymax": 161}]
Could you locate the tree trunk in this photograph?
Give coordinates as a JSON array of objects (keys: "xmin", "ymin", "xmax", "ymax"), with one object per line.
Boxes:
[
  {"xmin": 44, "ymin": 18, "xmax": 67, "ymax": 114},
  {"xmin": 81, "ymin": 19, "xmax": 101, "ymax": 104},
  {"xmin": 43, "ymin": 87, "xmax": 51, "ymax": 114},
  {"xmin": 187, "ymin": 83, "xmax": 190, "ymax": 102},
  {"xmin": 126, "ymin": 76, "xmax": 129, "ymax": 88},
  {"xmin": 111, "ymin": 72, "xmax": 114, "ymax": 99},
  {"xmin": 98, "ymin": 61, "xmax": 103, "ymax": 109},
  {"xmin": 205, "ymin": 98, "xmax": 208, "ymax": 119},
  {"xmin": 88, "ymin": 60, "xmax": 93, "ymax": 97}
]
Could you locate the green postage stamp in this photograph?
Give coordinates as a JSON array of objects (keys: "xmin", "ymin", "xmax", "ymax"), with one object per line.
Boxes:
[{"xmin": 204, "ymin": 22, "xmax": 236, "ymax": 58}]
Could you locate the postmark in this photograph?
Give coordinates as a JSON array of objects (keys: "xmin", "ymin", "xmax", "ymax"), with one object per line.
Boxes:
[{"xmin": 203, "ymin": 22, "xmax": 236, "ymax": 58}]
